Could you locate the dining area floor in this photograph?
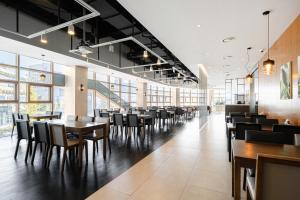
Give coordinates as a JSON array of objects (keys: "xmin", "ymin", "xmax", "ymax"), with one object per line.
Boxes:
[{"xmin": 87, "ymin": 113, "xmax": 241, "ymax": 200}]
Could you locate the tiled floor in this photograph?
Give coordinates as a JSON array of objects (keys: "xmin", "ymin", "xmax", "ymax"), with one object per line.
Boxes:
[{"xmin": 87, "ymin": 114, "xmax": 244, "ymax": 200}]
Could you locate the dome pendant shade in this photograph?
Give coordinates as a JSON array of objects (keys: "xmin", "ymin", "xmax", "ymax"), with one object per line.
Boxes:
[{"xmin": 68, "ymin": 25, "xmax": 75, "ymax": 35}]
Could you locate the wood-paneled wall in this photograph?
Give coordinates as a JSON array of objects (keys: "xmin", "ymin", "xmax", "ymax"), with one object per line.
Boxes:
[{"xmin": 258, "ymin": 15, "xmax": 300, "ymax": 125}]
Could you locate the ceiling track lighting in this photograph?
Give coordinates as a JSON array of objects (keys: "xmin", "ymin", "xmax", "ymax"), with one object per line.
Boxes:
[
  {"xmin": 262, "ymin": 10, "xmax": 275, "ymax": 76},
  {"xmin": 246, "ymin": 74, "xmax": 253, "ymax": 84},
  {"xmin": 40, "ymin": 34, "xmax": 48, "ymax": 44},
  {"xmin": 67, "ymin": 24, "xmax": 75, "ymax": 36},
  {"xmin": 143, "ymin": 50, "xmax": 149, "ymax": 58}
]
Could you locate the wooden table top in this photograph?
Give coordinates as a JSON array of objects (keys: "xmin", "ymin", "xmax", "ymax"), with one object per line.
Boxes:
[
  {"xmin": 48, "ymin": 120, "xmax": 107, "ymax": 132},
  {"xmin": 232, "ymin": 140, "xmax": 300, "ymax": 160},
  {"xmin": 30, "ymin": 114, "xmax": 59, "ymax": 119}
]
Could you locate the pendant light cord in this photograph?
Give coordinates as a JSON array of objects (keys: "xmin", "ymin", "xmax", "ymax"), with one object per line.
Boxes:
[{"xmin": 267, "ymin": 13, "xmax": 270, "ymax": 59}]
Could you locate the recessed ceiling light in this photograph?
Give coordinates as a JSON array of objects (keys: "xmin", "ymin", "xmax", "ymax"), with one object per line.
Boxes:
[
  {"xmin": 196, "ymin": 24, "xmax": 201, "ymax": 28},
  {"xmin": 259, "ymin": 49, "xmax": 265, "ymax": 53},
  {"xmin": 222, "ymin": 36, "xmax": 235, "ymax": 43}
]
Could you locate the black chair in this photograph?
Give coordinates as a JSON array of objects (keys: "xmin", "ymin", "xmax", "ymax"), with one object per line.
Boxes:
[
  {"xmin": 229, "ymin": 113, "xmax": 245, "ymax": 123},
  {"xmin": 100, "ymin": 112, "xmax": 109, "ymax": 118},
  {"xmin": 235, "ymin": 123, "xmax": 261, "ymax": 140},
  {"xmin": 245, "ymin": 130, "xmax": 291, "ymax": 144},
  {"xmin": 20, "ymin": 114, "xmax": 30, "ymax": 121},
  {"xmin": 113, "ymin": 113, "xmax": 126, "ymax": 138},
  {"xmin": 145, "ymin": 110, "xmax": 156, "ymax": 134},
  {"xmin": 126, "ymin": 114, "xmax": 143, "ymax": 142},
  {"xmin": 31, "ymin": 121, "xmax": 51, "ymax": 166},
  {"xmin": 256, "ymin": 118, "xmax": 278, "ymax": 126},
  {"xmin": 232, "ymin": 116, "xmax": 251, "ymax": 125},
  {"xmin": 94, "ymin": 109, "xmax": 101, "ymax": 117},
  {"xmin": 11, "ymin": 113, "xmax": 20, "ymax": 137},
  {"xmin": 53, "ymin": 111, "xmax": 62, "ymax": 119},
  {"xmin": 272, "ymin": 124, "xmax": 300, "ymax": 145},
  {"xmin": 250, "ymin": 114, "xmax": 267, "ymax": 123},
  {"xmin": 14, "ymin": 120, "xmax": 34, "ymax": 162},
  {"xmin": 66, "ymin": 115, "xmax": 78, "ymax": 121},
  {"xmin": 159, "ymin": 110, "xmax": 168, "ymax": 128}
]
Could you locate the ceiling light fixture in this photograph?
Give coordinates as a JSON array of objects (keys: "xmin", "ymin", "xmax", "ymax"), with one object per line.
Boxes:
[
  {"xmin": 178, "ymin": 73, "xmax": 181, "ymax": 78},
  {"xmin": 172, "ymin": 67, "xmax": 175, "ymax": 73},
  {"xmin": 143, "ymin": 50, "xmax": 149, "ymax": 58},
  {"xmin": 262, "ymin": 10, "xmax": 275, "ymax": 76},
  {"xmin": 222, "ymin": 36, "xmax": 235, "ymax": 43},
  {"xmin": 108, "ymin": 44, "xmax": 114, "ymax": 53},
  {"xmin": 246, "ymin": 74, "xmax": 253, "ymax": 84},
  {"xmin": 81, "ymin": 53, "xmax": 87, "ymax": 58},
  {"xmin": 150, "ymin": 65, "xmax": 153, "ymax": 72},
  {"xmin": 196, "ymin": 24, "xmax": 201, "ymax": 28},
  {"xmin": 40, "ymin": 34, "xmax": 48, "ymax": 44},
  {"xmin": 157, "ymin": 59, "xmax": 161, "ymax": 66},
  {"xmin": 67, "ymin": 24, "xmax": 75, "ymax": 36}
]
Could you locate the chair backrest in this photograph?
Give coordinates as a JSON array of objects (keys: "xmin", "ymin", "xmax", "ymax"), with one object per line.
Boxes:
[
  {"xmin": 232, "ymin": 116, "xmax": 251, "ymax": 125},
  {"xmin": 127, "ymin": 114, "xmax": 138, "ymax": 127},
  {"xmin": 113, "ymin": 114, "xmax": 123, "ymax": 126},
  {"xmin": 78, "ymin": 116, "xmax": 94, "ymax": 123},
  {"xmin": 245, "ymin": 130, "xmax": 291, "ymax": 144},
  {"xmin": 294, "ymin": 134, "xmax": 300, "ymax": 146},
  {"xmin": 66, "ymin": 115, "xmax": 77, "ymax": 121},
  {"xmin": 255, "ymin": 154, "xmax": 300, "ymax": 200},
  {"xmin": 235, "ymin": 123, "xmax": 261, "ymax": 140},
  {"xmin": 20, "ymin": 114, "xmax": 30, "ymax": 121},
  {"xmin": 12, "ymin": 113, "xmax": 20, "ymax": 125},
  {"xmin": 250, "ymin": 114, "xmax": 267, "ymax": 123},
  {"xmin": 100, "ymin": 112, "xmax": 109, "ymax": 118},
  {"xmin": 16, "ymin": 120, "xmax": 32, "ymax": 140},
  {"xmin": 94, "ymin": 109, "xmax": 101, "ymax": 117},
  {"xmin": 272, "ymin": 125, "xmax": 300, "ymax": 144},
  {"xmin": 160, "ymin": 110, "xmax": 168, "ymax": 119},
  {"xmin": 132, "ymin": 111, "xmax": 140, "ymax": 115},
  {"xmin": 53, "ymin": 111, "xmax": 62, "ymax": 119},
  {"xmin": 256, "ymin": 118, "xmax": 278, "ymax": 126},
  {"xmin": 33, "ymin": 121, "xmax": 50, "ymax": 144},
  {"xmin": 49, "ymin": 124, "xmax": 67, "ymax": 147}
]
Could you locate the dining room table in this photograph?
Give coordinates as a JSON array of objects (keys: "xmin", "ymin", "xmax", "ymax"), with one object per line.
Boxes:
[
  {"xmin": 231, "ymin": 140, "xmax": 300, "ymax": 200},
  {"xmin": 30, "ymin": 114, "xmax": 60, "ymax": 121},
  {"xmin": 226, "ymin": 122, "xmax": 273, "ymax": 161},
  {"xmin": 47, "ymin": 119, "xmax": 108, "ymax": 167}
]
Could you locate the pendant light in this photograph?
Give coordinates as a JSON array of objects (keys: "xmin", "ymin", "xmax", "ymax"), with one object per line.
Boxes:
[
  {"xmin": 40, "ymin": 34, "xmax": 48, "ymax": 44},
  {"xmin": 150, "ymin": 65, "xmax": 153, "ymax": 72},
  {"xmin": 262, "ymin": 10, "xmax": 275, "ymax": 75},
  {"xmin": 143, "ymin": 50, "xmax": 149, "ymax": 58},
  {"xmin": 40, "ymin": 54, "xmax": 46, "ymax": 81},
  {"xmin": 244, "ymin": 47, "xmax": 253, "ymax": 84},
  {"xmin": 157, "ymin": 59, "xmax": 161, "ymax": 66},
  {"xmin": 68, "ymin": 24, "xmax": 75, "ymax": 36}
]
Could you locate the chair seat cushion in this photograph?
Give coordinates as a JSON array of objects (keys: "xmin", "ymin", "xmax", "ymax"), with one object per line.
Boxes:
[
  {"xmin": 246, "ymin": 176, "xmax": 255, "ymax": 199},
  {"xmin": 67, "ymin": 139, "xmax": 80, "ymax": 147}
]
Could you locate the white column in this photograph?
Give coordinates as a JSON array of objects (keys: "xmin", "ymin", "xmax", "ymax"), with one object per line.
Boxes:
[{"xmin": 137, "ymin": 81, "xmax": 147, "ymax": 108}]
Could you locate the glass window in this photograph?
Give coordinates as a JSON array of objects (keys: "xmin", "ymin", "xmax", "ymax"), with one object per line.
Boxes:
[
  {"xmin": 54, "ymin": 63, "xmax": 69, "ymax": 74},
  {"xmin": 20, "ymin": 55, "xmax": 51, "ymax": 72},
  {"xmin": 0, "ymin": 66, "xmax": 17, "ymax": 81},
  {"xmin": 87, "ymin": 90, "xmax": 94, "ymax": 116},
  {"xmin": 19, "ymin": 83, "xmax": 28, "ymax": 102},
  {"xmin": 53, "ymin": 87, "xmax": 64, "ymax": 113},
  {"xmin": 0, "ymin": 82, "xmax": 16, "ymax": 101},
  {"xmin": 29, "ymin": 85, "xmax": 51, "ymax": 102},
  {"xmin": 19, "ymin": 103, "xmax": 51, "ymax": 115},
  {"xmin": 96, "ymin": 73, "xmax": 108, "ymax": 82},
  {"xmin": 0, "ymin": 50, "xmax": 16, "ymax": 66},
  {"xmin": 96, "ymin": 92, "xmax": 108, "ymax": 109},
  {"xmin": 0, "ymin": 103, "xmax": 17, "ymax": 136}
]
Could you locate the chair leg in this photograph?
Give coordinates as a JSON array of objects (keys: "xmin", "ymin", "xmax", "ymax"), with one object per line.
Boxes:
[
  {"xmin": 85, "ymin": 142, "xmax": 88, "ymax": 164},
  {"xmin": 96, "ymin": 141, "xmax": 99, "ymax": 153},
  {"xmin": 243, "ymin": 168, "xmax": 247, "ymax": 191},
  {"xmin": 11, "ymin": 125, "xmax": 15, "ymax": 138},
  {"xmin": 47, "ymin": 145, "xmax": 54, "ymax": 168},
  {"xmin": 44, "ymin": 145, "xmax": 50, "ymax": 168},
  {"xmin": 107, "ymin": 137, "xmax": 111, "ymax": 153},
  {"xmin": 25, "ymin": 141, "xmax": 31, "ymax": 163},
  {"xmin": 31, "ymin": 142, "xmax": 39, "ymax": 165},
  {"xmin": 93, "ymin": 141, "xmax": 96, "ymax": 162},
  {"xmin": 61, "ymin": 148, "xmax": 67, "ymax": 174},
  {"xmin": 14, "ymin": 139, "xmax": 21, "ymax": 159}
]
